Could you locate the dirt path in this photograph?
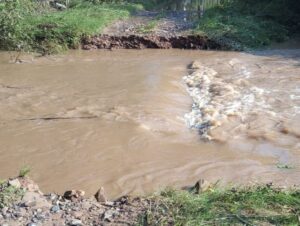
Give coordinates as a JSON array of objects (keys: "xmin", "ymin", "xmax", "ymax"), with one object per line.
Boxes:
[
  {"xmin": 83, "ymin": 10, "xmax": 222, "ymax": 50},
  {"xmin": 102, "ymin": 10, "xmax": 196, "ymax": 37}
]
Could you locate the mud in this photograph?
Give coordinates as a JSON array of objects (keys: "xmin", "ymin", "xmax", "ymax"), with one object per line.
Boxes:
[{"xmin": 82, "ymin": 35, "xmax": 222, "ymax": 50}]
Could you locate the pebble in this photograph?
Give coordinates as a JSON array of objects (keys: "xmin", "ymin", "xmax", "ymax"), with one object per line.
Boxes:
[
  {"xmin": 35, "ymin": 213, "xmax": 45, "ymax": 220},
  {"xmin": 23, "ymin": 201, "xmax": 37, "ymax": 207},
  {"xmin": 49, "ymin": 193, "xmax": 57, "ymax": 201},
  {"xmin": 103, "ymin": 210, "xmax": 115, "ymax": 221},
  {"xmin": 72, "ymin": 211, "xmax": 83, "ymax": 219},
  {"xmin": 27, "ymin": 223, "xmax": 37, "ymax": 226},
  {"xmin": 64, "ymin": 190, "xmax": 85, "ymax": 201},
  {"xmin": 4, "ymin": 213, "xmax": 11, "ymax": 219},
  {"xmin": 36, "ymin": 208, "xmax": 42, "ymax": 213},
  {"xmin": 2, "ymin": 207, "xmax": 8, "ymax": 214},
  {"xmin": 51, "ymin": 205, "xmax": 60, "ymax": 213},
  {"xmin": 69, "ymin": 219, "xmax": 82, "ymax": 226}
]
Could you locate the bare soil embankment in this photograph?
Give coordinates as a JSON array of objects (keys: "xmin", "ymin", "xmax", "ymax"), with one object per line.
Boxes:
[
  {"xmin": 82, "ymin": 11, "xmax": 222, "ymax": 50},
  {"xmin": 82, "ymin": 34, "xmax": 221, "ymax": 50}
]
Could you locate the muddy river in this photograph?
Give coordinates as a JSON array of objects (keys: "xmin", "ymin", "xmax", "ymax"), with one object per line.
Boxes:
[{"xmin": 0, "ymin": 49, "xmax": 299, "ymax": 198}]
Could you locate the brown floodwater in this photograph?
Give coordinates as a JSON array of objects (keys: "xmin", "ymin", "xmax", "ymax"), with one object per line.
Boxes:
[{"xmin": 0, "ymin": 49, "xmax": 299, "ymax": 198}]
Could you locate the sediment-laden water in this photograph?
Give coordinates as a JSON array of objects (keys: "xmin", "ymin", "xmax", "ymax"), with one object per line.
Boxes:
[{"xmin": 0, "ymin": 49, "xmax": 299, "ymax": 198}]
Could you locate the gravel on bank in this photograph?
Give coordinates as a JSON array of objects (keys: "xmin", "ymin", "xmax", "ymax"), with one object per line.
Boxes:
[{"xmin": 0, "ymin": 177, "xmax": 153, "ymax": 226}]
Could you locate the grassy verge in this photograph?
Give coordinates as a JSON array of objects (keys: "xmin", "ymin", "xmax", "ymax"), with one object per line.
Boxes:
[
  {"xmin": 0, "ymin": 180, "xmax": 24, "ymax": 209},
  {"xmin": 139, "ymin": 185, "xmax": 300, "ymax": 225},
  {"xmin": 0, "ymin": 0, "xmax": 143, "ymax": 54},
  {"xmin": 194, "ymin": 0, "xmax": 300, "ymax": 50}
]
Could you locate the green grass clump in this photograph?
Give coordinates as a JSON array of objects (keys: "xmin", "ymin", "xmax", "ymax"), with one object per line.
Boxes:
[
  {"xmin": 19, "ymin": 166, "xmax": 31, "ymax": 178},
  {"xmin": 0, "ymin": 180, "xmax": 24, "ymax": 208},
  {"xmin": 139, "ymin": 185, "xmax": 300, "ymax": 225}
]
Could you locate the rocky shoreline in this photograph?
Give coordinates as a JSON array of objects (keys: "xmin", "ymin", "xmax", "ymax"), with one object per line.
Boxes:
[
  {"xmin": 0, "ymin": 176, "xmax": 212, "ymax": 226},
  {"xmin": 1, "ymin": 176, "xmax": 299, "ymax": 226},
  {"xmin": 81, "ymin": 35, "xmax": 223, "ymax": 50},
  {"xmin": 0, "ymin": 177, "xmax": 153, "ymax": 226}
]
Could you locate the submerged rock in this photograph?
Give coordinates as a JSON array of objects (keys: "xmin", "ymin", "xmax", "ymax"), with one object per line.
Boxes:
[{"xmin": 189, "ymin": 61, "xmax": 202, "ymax": 69}]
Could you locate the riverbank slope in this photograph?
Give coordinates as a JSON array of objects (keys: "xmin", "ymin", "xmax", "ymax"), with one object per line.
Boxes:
[
  {"xmin": 1, "ymin": 0, "xmax": 299, "ymax": 54},
  {"xmin": 1, "ymin": 176, "xmax": 299, "ymax": 225}
]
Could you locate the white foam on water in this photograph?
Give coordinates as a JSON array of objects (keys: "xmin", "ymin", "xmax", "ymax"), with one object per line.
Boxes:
[{"xmin": 183, "ymin": 60, "xmax": 299, "ymax": 143}]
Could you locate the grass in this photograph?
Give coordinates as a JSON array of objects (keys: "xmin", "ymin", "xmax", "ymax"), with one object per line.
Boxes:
[
  {"xmin": 0, "ymin": 180, "xmax": 24, "ymax": 209},
  {"xmin": 277, "ymin": 163, "xmax": 294, "ymax": 169},
  {"xmin": 194, "ymin": 5, "xmax": 289, "ymax": 50},
  {"xmin": 193, "ymin": 0, "xmax": 300, "ymax": 50},
  {"xmin": 28, "ymin": 2, "xmax": 144, "ymax": 53},
  {"xmin": 0, "ymin": 0, "xmax": 143, "ymax": 53},
  {"xmin": 19, "ymin": 166, "xmax": 31, "ymax": 178},
  {"xmin": 138, "ymin": 185, "xmax": 300, "ymax": 225}
]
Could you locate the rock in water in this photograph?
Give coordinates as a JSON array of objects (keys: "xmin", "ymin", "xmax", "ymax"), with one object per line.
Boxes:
[
  {"xmin": 189, "ymin": 61, "xmax": 202, "ymax": 69},
  {"xmin": 95, "ymin": 187, "xmax": 107, "ymax": 203}
]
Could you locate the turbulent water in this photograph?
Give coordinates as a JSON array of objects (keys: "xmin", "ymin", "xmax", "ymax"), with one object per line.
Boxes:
[{"xmin": 0, "ymin": 49, "xmax": 299, "ymax": 198}]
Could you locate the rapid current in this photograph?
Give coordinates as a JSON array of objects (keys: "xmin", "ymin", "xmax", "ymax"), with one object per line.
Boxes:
[{"xmin": 0, "ymin": 48, "xmax": 299, "ymax": 198}]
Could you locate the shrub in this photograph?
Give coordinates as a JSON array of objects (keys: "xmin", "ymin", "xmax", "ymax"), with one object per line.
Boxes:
[{"xmin": 0, "ymin": 0, "xmax": 35, "ymax": 50}]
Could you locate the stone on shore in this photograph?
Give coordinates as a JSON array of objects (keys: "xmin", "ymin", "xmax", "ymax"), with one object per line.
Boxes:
[
  {"xmin": 8, "ymin": 179, "xmax": 21, "ymax": 189},
  {"xmin": 95, "ymin": 187, "xmax": 107, "ymax": 203},
  {"xmin": 63, "ymin": 190, "xmax": 85, "ymax": 201},
  {"xmin": 21, "ymin": 192, "xmax": 51, "ymax": 209}
]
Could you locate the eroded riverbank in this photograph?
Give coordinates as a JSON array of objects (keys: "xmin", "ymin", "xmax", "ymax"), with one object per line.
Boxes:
[
  {"xmin": 0, "ymin": 49, "xmax": 299, "ymax": 199},
  {"xmin": 1, "ymin": 176, "xmax": 299, "ymax": 225}
]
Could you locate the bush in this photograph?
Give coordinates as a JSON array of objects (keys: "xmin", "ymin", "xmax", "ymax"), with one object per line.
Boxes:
[{"xmin": 0, "ymin": 0, "xmax": 35, "ymax": 50}]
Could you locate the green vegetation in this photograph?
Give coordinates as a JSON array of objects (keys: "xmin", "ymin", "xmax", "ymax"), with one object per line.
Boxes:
[
  {"xmin": 0, "ymin": 0, "xmax": 142, "ymax": 53},
  {"xmin": 1, "ymin": 0, "xmax": 299, "ymax": 52},
  {"xmin": 137, "ymin": 20, "xmax": 158, "ymax": 33},
  {"xmin": 19, "ymin": 166, "xmax": 31, "ymax": 177},
  {"xmin": 277, "ymin": 163, "xmax": 294, "ymax": 169},
  {"xmin": 195, "ymin": 0, "xmax": 300, "ymax": 49},
  {"xmin": 139, "ymin": 185, "xmax": 300, "ymax": 225},
  {"xmin": 132, "ymin": 0, "xmax": 300, "ymax": 49},
  {"xmin": 0, "ymin": 180, "xmax": 24, "ymax": 208}
]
